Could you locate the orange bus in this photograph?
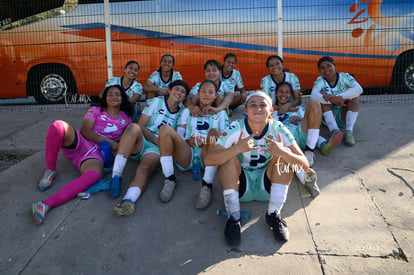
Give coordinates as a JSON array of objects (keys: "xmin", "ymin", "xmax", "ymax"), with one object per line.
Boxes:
[{"xmin": 0, "ymin": 0, "xmax": 413, "ymax": 103}]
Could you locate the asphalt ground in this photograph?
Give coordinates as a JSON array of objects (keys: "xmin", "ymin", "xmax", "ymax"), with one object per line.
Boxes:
[{"xmin": 0, "ymin": 98, "xmax": 413, "ymax": 274}]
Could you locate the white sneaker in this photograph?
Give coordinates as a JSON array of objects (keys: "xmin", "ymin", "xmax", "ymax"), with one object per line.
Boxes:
[
  {"xmin": 38, "ymin": 169, "xmax": 57, "ymax": 191},
  {"xmin": 304, "ymin": 150, "xmax": 316, "ymax": 167},
  {"xmin": 195, "ymin": 185, "xmax": 212, "ymax": 210},
  {"xmin": 160, "ymin": 179, "xmax": 177, "ymax": 202},
  {"xmin": 304, "ymin": 168, "xmax": 320, "ymax": 198},
  {"xmin": 32, "ymin": 201, "xmax": 49, "ymax": 226}
]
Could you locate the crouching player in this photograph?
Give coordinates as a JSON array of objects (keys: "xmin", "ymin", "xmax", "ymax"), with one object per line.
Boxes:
[{"xmin": 204, "ymin": 91, "xmax": 311, "ymax": 247}]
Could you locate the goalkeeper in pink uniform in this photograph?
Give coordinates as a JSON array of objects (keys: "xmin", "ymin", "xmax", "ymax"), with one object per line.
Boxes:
[{"xmin": 32, "ymin": 85, "xmax": 134, "ymax": 226}]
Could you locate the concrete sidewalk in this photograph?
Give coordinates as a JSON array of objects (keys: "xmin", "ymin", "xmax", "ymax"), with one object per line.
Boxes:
[{"xmin": 0, "ymin": 101, "xmax": 413, "ymax": 274}]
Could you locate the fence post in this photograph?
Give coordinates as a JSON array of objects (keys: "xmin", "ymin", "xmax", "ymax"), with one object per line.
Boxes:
[
  {"xmin": 277, "ymin": 0, "xmax": 283, "ymax": 59},
  {"xmin": 104, "ymin": 0, "xmax": 113, "ymax": 79}
]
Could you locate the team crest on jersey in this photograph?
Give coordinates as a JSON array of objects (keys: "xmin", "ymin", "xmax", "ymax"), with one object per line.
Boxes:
[
  {"xmin": 212, "ymin": 114, "xmax": 219, "ymax": 120},
  {"xmin": 87, "ymin": 109, "xmax": 95, "ymax": 116},
  {"xmin": 268, "ymin": 135, "xmax": 273, "ymax": 140},
  {"xmin": 120, "ymin": 118, "xmax": 126, "ymax": 125}
]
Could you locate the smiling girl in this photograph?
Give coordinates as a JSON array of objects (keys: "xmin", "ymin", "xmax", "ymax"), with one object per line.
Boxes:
[
  {"xmin": 311, "ymin": 56, "xmax": 363, "ymax": 146},
  {"xmin": 143, "ymin": 54, "xmax": 183, "ymax": 100},
  {"xmin": 260, "ymin": 55, "xmax": 301, "ymax": 114},
  {"xmin": 221, "ymin": 53, "xmax": 246, "ymax": 111},
  {"xmin": 158, "ymin": 80, "xmax": 229, "ymax": 209},
  {"xmin": 186, "ymin": 59, "xmax": 234, "ymax": 116},
  {"xmin": 275, "ymin": 82, "xmax": 342, "ymax": 168},
  {"xmin": 100, "ymin": 60, "xmax": 143, "ymax": 104},
  {"xmin": 110, "ymin": 80, "xmax": 189, "ymax": 217},
  {"xmin": 205, "ymin": 91, "xmax": 310, "ymax": 247},
  {"xmin": 33, "ymin": 85, "xmax": 133, "ymax": 225}
]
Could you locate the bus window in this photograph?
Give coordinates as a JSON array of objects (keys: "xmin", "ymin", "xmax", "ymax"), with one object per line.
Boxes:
[{"xmin": 0, "ymin": 0, "xmax": 65, "ymax": 26}]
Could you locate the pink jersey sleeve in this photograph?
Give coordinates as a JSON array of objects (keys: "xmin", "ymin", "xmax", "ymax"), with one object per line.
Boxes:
[{"xmin": 84, "ymin": 106, "xmax": 100, "ymax": 121}]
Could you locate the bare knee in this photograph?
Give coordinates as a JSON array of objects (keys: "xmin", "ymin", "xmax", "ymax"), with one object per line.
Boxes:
[
  {"xmin": 307, "ymin": 101, "xmax": 321, "ymax": 115},
  {"xmin": 207, "ymin": 128, "xmax": 221, "ymax": 144},
  {"xmin": 123, "ymin": 123, "xmax": 142, "ymax": 137},
  {"xmin": 208, "ymin": 128, "xmax": 220, "ymax": 137},
  {"xmin": 217, "ymin": 158, "xmax": 241, "ymax": 189},
  {"xmin": 159, "ymin": 125, "xmax": 174, "ymax": 136},
  {"xmin": 346, "ymin": 97, "xmax": 360, "ymax": 111}
]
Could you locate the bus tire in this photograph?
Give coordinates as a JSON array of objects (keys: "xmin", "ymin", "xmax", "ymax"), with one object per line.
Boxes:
[
  {"xmin": 392, "ymin": 51, "xmax": 414, "ymax": 94},
  {"xmin": 27, "ymin": 64, "xmax": 77, "ymax": 104}
]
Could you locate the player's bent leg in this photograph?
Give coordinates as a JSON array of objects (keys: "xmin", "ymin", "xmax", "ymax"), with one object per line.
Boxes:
[
  {"xmin": 110, "ymin": 124, "xmax": 144, "ymax": 198},
  {"xmin": 195, "ymin": 129, "xmax": 222, "ymax": 210},
  {"xmin": 218, "ymin": 158, "xmax": 242, "ymax": 247},
  {"xmin": 117, "ymin": 123, "xmax": 144, "ymax": 157},
  {"xmin": 265, "ymin": 158, "xmax": 293, "ymax": 243},
  {"xmin": 304, "ymin": 100, "xmax": 322, "ymax": 129},
  {"xmin": 343, "ymin": 97, "xmax": 359, "ymax": 146},
  {"xmin": 40, "ymin": 120, "xmax": 73, "ymax": 191},
  {"xmin": 159, "ymin": 124, "xmax": 182, "ymax": 156},
  {"xmin": 114, "ymin": 153, "xmax": 160, "ymax": 215},
  {"xmin": 217, "ymin": 157, "xmax": 241, "ymax": 190},
  {"xmin": 301, "ymin": 103, "xmax": 321, "ymax": 167}
]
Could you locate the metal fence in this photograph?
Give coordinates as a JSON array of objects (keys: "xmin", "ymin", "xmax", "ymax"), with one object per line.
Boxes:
[{"xmin": 0, "ymin": 0, "xmax": 413, "ymax": 110}]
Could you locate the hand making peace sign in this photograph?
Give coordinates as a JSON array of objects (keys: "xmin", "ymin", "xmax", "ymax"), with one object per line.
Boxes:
[{"xmin": 236, "ymin": 130, "xmax": 259, "ymax": 153}]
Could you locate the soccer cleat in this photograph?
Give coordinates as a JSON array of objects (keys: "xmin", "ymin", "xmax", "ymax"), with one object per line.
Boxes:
[
  {"xmin": 304, "ymin": 168, "xmax": 320, "ymax": 198},
  {"xmin": 344, "ymin": 130, "xmax": 355, "ymax": 146},
  {"xmin": 32, "ymin": 201, "xmax": 49, "ymax": 226},
  {"xmin": 195, "ymin": 184, "xmax": 212, "ymax": 210},
  {"xmin": 224, "ymin": 216, "xmax": 241, "ymax": 247},
  {"xmin": 109, "ymin": 175, "xmax": 122, "ymax": 198},
  {"xmin": 160, "ymin": 179, "xmax": 177, "ymax": 202},
  {"xmin": 113, "ymin": 199, "xmax": 135, "ymax": 216},
  {"xmin": 320, "ymin": 129, "xmax": 342, "ymax": 156},
  {"xmin": 304, "ymin": 150, "xmax": 315, "ymax": 167},
  {"xmin": 38, "ymin": 169, "xmax": 57, "ymax": 191},
  {"xmin": 265, "ymin": 212, "xmax": 289, "ymax": 243}
]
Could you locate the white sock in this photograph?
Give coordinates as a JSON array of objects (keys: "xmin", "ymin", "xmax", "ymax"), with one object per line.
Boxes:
[
  {"xmin": 316, "ymin": 136, "xmax": 326, "ymax": 148},
  {"xmin": 295, "ymin": 171, "xmax": 305, "ymax": 185},
  {"xmin": 346, "ymin": 111, "xmax": 358, "ymax": 131},
  {"xmin": 268, "ymin": 183, "xmax": 289, "ymax": 215},
  {"xmin": 306, "ymin": 129, "xmax": 319, "ymax": 150},
  {"xmin": 123, "ymin": 187, "xmax": 142, "ymax": 202},
  {"xmin": 202, "ymin": 166, "xmax": 217, "ymax": 184},
  {"xmin": 223, "ymin": 189, "xmax": 240, "ymax": 220},
  {"xmin": 160, "ymin": 156, "xmax": 174, "ymax": 178},
  {"xmin": 323, "ymin": 111, "xmax": 339, "ymax": 132},
  {"xmin": 112, "ymin": 154, "xmax": 127, "ymax": 177}
]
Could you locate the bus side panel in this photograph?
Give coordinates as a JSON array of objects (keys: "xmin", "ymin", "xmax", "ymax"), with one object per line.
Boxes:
[
  {"xmin": 0, "ymin": 0, "xmax": 413, "ymax": 100},
  {"xmin": 0, "ymin": 39, "xmax": 26, "ymax": 99}
]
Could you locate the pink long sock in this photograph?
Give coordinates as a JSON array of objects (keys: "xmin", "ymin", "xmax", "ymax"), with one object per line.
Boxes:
[
  {"xmin": 45, "ymin": 120, "xmax": 66, "ymax": 171},
  {"xmin": 43, "ymin": 170, "xmax": 101, "ymax": 209}
]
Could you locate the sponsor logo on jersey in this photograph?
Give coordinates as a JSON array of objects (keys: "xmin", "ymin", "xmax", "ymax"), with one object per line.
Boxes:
[{"xmin": 104, "ymin": 123, "xmax": 118, "ymax": 133}]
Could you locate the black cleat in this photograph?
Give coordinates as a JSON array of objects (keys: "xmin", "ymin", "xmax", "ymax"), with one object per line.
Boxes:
[
  {"xmin": 224, "ymin": 216, "xmax": 241, "ymax": 247},
  {"xmin": 265, "ymin": 212, "xmax": 289, "ymax": 243}
]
